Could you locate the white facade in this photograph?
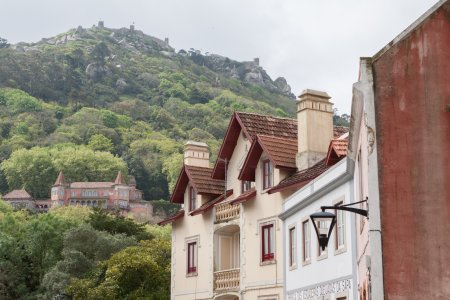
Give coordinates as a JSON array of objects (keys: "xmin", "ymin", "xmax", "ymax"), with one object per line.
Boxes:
[{"xmin": 280, "ymin": 158, "xmax": 357, "ymax": 300}]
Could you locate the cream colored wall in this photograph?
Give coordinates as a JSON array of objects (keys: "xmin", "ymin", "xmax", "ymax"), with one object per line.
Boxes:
[
  {"xmin": 226, "ymin": 130, "xmax": 251, "ymax": 193},
  {"xmin": 171, "ymin": 183, "xmax": 215, "ymax": 300},
  {"xmin": 298, "ymin": 108, "xmax": 333, "ymax": 155},
  {"xmin": 239, "ymin": 154, "xmax": 285, "ymax": 299}
]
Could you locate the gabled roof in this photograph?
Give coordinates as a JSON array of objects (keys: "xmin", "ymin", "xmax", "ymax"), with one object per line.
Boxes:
[
  {"xmin": 230, "ymin": 188, "xmax": 256, "ymax": 205},
  {"xmin": 190, "ymin": 189, "xmax": 233, "ymax": 216},
  {"xmin": 170, "ymin": 165, "xmax": 225, "ymax": 204},
  {"xmin": 268, "ymin": 159, "xmax": 331, "ymax": 194},
  {"xmin": 212, "ymin": 111, "xmax": 297, "ymax": 179},
  {"xmin": 239, "ymin": 135, "xmax": 297, "ymax": 181},
  {"xmin": 157, "ymin": 209, "xmax": 185, "ymax": 226},
  {"xmin": 333, "ymin": 126, "xmax": 350, "ymax": 138},
  {"xmin": 54, "ymin": 171, "xmax": 66, "ymax": 186},
  {"xmin": 268, "ymin": 138, "xmax": 348, "ymax": 194},
  {"xmin": 326, "ymin": 139, "xmax": 349, "ymax": 165},
  {"xmin": 3, "ymin": 189, "xmax": 33, "ymax": 200}
]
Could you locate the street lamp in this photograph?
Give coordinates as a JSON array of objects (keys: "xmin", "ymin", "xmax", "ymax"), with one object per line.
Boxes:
[{"xmin": 310, "ymin": 198, "xmax": 368, "ymax": 251}]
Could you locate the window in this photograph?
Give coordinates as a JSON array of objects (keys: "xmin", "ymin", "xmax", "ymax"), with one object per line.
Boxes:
[
  {"xmin": 289, "ymin": 226, "xmax": 297, "ymax": 268},
  {"xmin": 317, "ymin": 220, "xmax": 327, "ymax": 258},
  {"xmin": 187, "ymin": 241, "xmax": 197, "ymax": 275},
  {"xmin": 81, "ymin": 190, "xmax": 98, "ymax": 197},
  {"xmin": 302, "ymin": 220, "xmax": 310, "ymax": 263},
  {"xmin": 261, "ymin": 224, "xmax": 275, "ymax": 262},
  {"xmin": 335, "ymin": 201, "xmax": 346, "ymax": 251},
  {"xmin": 241, "ymin": 180, "xmax": 252, "ymax": 193},
  {"xmin": 262, "ymin": 160, "xmax": 273, "ymax": 190},
  {"xmin": 189, "ymin": 187, "xmax": 196, "ymax": 212}
]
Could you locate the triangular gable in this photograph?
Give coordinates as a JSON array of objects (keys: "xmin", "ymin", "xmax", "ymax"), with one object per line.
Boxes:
[
  {"xmin": 212, "ymin": 111, "xmax": 298, "ymax": 179},
  {"xmin": 238, "ymin": 135, "xmax": 297, "ymax": 181},
  {"xmin": 325, "ymin": 139, "xmax": 348, "ymax": 166},
  {"xmin": 170, "ymin": 165, "xmax": 225, "ymax": 204}
]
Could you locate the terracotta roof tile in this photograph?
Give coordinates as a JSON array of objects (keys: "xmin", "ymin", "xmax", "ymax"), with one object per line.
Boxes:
[
  {"xmin": 333, "ymin": 126, "xmax": 349, "ymax": 138},
  {"xmin": 114, "ymin": 171, "xmax": 126, "ymax": 185},
  {"xmin": 70, "ymin": 182, "xmax": 114, "ymax": 188},
  {"xmin": 54, "ymin": 171, "xmax": 66, "ymax": 186},
  {"xmin": 230, "ymin": 188, "xmax": 256, "ymax": 205},
  {"xmin": 190, "ymin": 190, "xmax": 233, "ymax": 216},
  {"xmin": 236, "ymin": 112, "xmax": 297, "ymax": 140},
  {"xmin": 3, "ymin": 189, "xmax": 32, "ymax": 200},
  {"xmin": 268, "ymin": 159, "xmax": 331, "ymax": 194},
  {"xmin": 331, "ymin": 139, "xmax": 348, "ymax": 157},
  {"xmin": 158, "ymin": 209, "xmax": 185, "ymax": 226},
  {"xmin": 186, "ymin": 165, "xmax": 225, "ymax": 195},
  {"xmin": 257, "ymin": 135, "xmax": 298, "ymax": 169}
]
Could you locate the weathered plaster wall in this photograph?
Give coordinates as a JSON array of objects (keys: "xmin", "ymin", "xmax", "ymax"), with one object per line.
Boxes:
[{"xmin": 372, "ymin": 3, "xmax": 450, "ymax": 298}]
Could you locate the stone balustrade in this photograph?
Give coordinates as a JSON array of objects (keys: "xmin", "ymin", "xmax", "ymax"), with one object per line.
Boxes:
[
  {"xmin": 214, "ymin": 268, "xmax": 240, "ymax": 291},
  {"xmin": 215, "ymin": 200, "xmax": 240, "ymax": 223}
]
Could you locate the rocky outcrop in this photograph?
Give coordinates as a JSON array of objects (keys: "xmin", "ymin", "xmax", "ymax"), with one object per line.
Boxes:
[{"xmin": 85, "ymin": 63, "xmax": 111, "ymax": 79}]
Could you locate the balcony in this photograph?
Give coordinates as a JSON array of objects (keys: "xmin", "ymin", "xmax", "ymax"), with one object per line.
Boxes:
[
  {"xmin": 214, "ymin": 268, "xmax": 240, "ymax": 292},
  {"xmin": 215, "ymin": 200, "xmax": 240, "ymax": 223}
]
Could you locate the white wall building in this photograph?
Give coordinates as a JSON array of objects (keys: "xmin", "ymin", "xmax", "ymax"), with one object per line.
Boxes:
[{"xmin": 279, "ymin": 150, "xmax": 358, "ymax": 300}]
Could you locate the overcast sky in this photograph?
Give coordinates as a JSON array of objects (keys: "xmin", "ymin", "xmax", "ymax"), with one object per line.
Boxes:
[{"xmin": 0, "ymin": 0, "xmax": 439, "ymax": 113}]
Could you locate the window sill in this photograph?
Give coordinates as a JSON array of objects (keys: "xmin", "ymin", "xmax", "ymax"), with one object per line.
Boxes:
[
  {"xmin": 186, "ymin": 272, "xmax": 198, "ymax": 277},
  {"xmin": 260, "ymin": 259, "xmax": 276, "ymax": 266},
  {"xmin": 317, "ymin": 252, "xmax": 328, "ymax": 261},
  {"xmin": 289, "ymin": 264, "xmax": 297, "ymax": 271},
  {"xmin": 302, "ymin": 259, "xmax": 311, "ymax": 267},
  {"xmin": 334, "ymin": 246, "xmax": 347, "ymax": 256}
]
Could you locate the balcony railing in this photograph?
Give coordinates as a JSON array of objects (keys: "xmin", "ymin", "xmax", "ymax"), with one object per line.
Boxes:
[
  {"xmin": 215, "ymin": 200, "xmax": 240, "ymax": 223},
  {"xmin": 214, "ymin": 268, "xmax": 240, "ymax": 292}
]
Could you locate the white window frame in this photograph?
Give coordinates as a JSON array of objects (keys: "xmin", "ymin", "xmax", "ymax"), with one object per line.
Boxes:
[
  {"xmin": 288, "ymin": 223, "xmax": 297, "ymax": 270},
  {"xmin": 334, "ymin": 197, "xmax": 347, "ymax": 255},
  {"xmin": 301, "ymin": 217, "xmax": 311, "ymax": 266}
]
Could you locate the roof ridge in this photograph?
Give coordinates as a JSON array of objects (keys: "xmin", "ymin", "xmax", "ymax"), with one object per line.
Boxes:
[{"xmin": 236, "ymin": 111, "xmax": 296, "ymax": 122}]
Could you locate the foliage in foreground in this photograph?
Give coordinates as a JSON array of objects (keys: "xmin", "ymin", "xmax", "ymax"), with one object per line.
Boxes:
[{"xmin": 0, "ymin": 203, "xmax": 171, "ymax": 300}]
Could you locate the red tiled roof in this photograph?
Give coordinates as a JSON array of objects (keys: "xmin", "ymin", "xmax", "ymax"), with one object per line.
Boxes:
[
  {"xmin": 170, "ymin": 165, "xmax": 225, "ymax": 203},
  {"xmin": 239, "ymin": 135, "xmax": 297, "ymax": 181},
  {"xmin": 3, "ymin": 189, "xmax": 32, "ymax": 200},
  {"xmin": 212, "ymin": 112, "xmax": 298, "ymax": 179},
  {"xmin": 333, "ymin": 126, "xmax": 349, "ymax": 138},
  {"xmin": 258, "ymin": 135, "xmax": 297, "ymax": 169},
  {"xmin": 325, "ymin": 139, "xmax": 348, "ymax": 166},
  {"xmin": 190, "ymin": 190, "xmax": 233, "ymax": 216},
  {"xmin": 158, "ymin": 209, "xmax": 185, "ymax": 226},
  {"xmin": 268, "ymin": 159, "xmax": 332, "ymax": 194},
  {"xmin": 237, "ymin": 112, "xmax": 298, "ymax": 140},
  {"xmin": 230, "ymin": 188, "xmax": 256, "ymax": 205},
  {"xmin": 70, "ymin": 182, "xmax": 114, "ymax": 188}
]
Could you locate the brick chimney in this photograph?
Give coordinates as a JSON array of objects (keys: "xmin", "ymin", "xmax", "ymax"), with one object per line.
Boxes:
[
  {"xmin": 184, "ymin": 141, "xmax": 210, "ymax": 168},
  {"xmin": 296, "ymin": 89, "xmax": 334, "ymax": 170}
]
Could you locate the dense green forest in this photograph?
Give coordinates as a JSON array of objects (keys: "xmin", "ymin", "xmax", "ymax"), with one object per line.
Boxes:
[
  {"xmin": 0, "ymin": 25, "xmax": 348, "ymax": 201},
  {"xmin": 0, "ymin": 202, "xmax": 171, "ymax": 299}
]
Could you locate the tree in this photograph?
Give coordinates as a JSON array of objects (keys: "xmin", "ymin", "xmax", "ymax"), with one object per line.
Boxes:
[
  {"xmin": 88, "ymin": 208, "xmax": 152, "ymax": 241},
  {"xmin": 90, "ymin": 42, "xmax": 110, "ymax": 66},
  {"xmin": 67, "ymin": 239, "xmax": 171, "ymax": 300},
  {"xmin": 87, "ymin": 134, "xmax": 114, "ymax": 152},
  {"xmin": 0, "ymin": 37, "xmax": 9, "ymax": 48}
]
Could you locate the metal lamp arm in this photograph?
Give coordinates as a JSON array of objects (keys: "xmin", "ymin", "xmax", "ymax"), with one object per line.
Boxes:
[{"xmin": 320, "ymin": 206, "xmax": 368, "ymax": 217}]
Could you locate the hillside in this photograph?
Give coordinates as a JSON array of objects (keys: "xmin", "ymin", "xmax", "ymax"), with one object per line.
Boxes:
[{"xmin": 0, "ymin": 24, "xmax": 347, "ymax": 201}]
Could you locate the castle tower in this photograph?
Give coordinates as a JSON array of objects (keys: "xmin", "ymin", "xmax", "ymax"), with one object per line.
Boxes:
[{"xmin": 51, "ymin": 171, "xmax": 67, "ymax": 207}]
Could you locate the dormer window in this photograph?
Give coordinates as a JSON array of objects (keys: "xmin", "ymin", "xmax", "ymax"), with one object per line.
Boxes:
[
  {"xmin": 189, "ymin": 187, "xmax": 197, "ymax": 212},
  {"xmin": 262, "ymin": 160, "xmax": 273, "ymax": 190}
]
